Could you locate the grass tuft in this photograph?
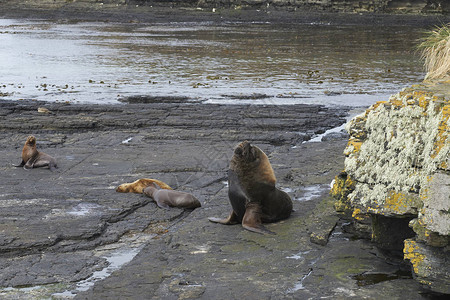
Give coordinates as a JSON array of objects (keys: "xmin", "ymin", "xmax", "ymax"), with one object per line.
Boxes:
[{"xmin": 417, "ymin": 23, "xmax": 450, "ymax": 80}]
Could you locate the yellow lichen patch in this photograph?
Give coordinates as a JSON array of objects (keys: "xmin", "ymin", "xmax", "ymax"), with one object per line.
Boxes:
[
  {"xmin": 331, "ymin": 173, "xmax": 356, "ymax": 217},
  {"xmin": 330, "ymin": 174, "xmax": 345, "ymax": 198},
  {"xmin": 352, "ymin": 208, "xmax": 367, "ymax": 221},
  {"xmin": 441, "ymin": 104, "xmax": 449, "ymax": 117},
  {"xmin": 366, "ymin": 206, "xmax": 381, "ymax": 215},
  {"xmin": 432, "ymin": 108, "xmax": 449, "ymax": 159},
  {"xmin": 419, "ymin": 186, "xmax": 429, "ymax": 202},
  {"xmin": 383, "ymin": 191, "xmax": 420, "ymax": 215},
  {"xmin": 403, "ymin": 239, "xmax": 426, "ymax": 275},
  {"xmin": 432, "ymin": 135, "xmax": 447, "ymax": 158},
  {"xmin": 413, "ymin": 90, "xmax": 433, "ymax": 99},
  {"xmin": 345, "ymin": 176, "xmax": 355, "ymax": 189},
  {"xmin": 344, "ymin": 139, "xmax": 362, "ymax": 156},
  {"xmin": 390, "ymin": 98, "xmax": 404, "ymax": 107},
  {"xmin": 370, "ymin": 100, "xmax": 388, "ymax": 111},
  {"xmin": 418, "ymin": 95, "xmax": 431, "ymax": 109}
]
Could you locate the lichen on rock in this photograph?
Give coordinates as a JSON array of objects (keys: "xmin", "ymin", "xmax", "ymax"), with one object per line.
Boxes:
[
  {"xmin": 342, "ymin": 86, "xmax": 449, "ymax": 216},
  {"xmin": 332, "ymin": 80, "xmax": 450, "ymax": 293}
]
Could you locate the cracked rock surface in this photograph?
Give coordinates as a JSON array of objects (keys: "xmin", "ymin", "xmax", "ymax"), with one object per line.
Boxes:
[{"xmin": 0, "ymin": 99, "xmax": 430, "ymax": 299}]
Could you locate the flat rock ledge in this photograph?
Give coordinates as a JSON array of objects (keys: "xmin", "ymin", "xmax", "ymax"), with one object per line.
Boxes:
[{"xmin": 0, "ymin": 98, "xmax": 436, "ymax": 299}]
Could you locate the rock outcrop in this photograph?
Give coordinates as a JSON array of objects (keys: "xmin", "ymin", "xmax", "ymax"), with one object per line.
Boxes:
[{"xmin": 331, "ymin": 80, "xmax": 449, "ymax": 294}]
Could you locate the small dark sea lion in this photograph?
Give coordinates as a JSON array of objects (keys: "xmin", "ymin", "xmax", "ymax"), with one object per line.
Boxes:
[
  {"xmin": 16, "ymin": 136, "xmax": 58, "ymax": 171},
  {"xmin": 209, "ymin": 141, "xmax": 292, "ymax": 234},
  {"xmin": 143, "ymin": 183, "xmax": 201, "ymax": 209}
]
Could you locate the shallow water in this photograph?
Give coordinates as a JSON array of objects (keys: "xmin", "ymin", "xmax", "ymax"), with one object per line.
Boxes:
[{"xmin": 0, "ymin": 19, "xmax": 425, "ymax": 106}]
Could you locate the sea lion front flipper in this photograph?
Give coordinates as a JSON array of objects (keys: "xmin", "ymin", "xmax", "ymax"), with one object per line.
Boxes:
[
  {"xmin": 208, "ymin": 211, "xmax": 240, "ymax": 225},
  {"xmin": 24, "ymin": 158, "xmax": 36, "ymax": 170},
  {"xmin": 155, "ymin": 200, "xmax": 170, "ymax": 210},
  {"xmin": 15, "ymin": 160, "xmax": 25, "ymax": 168},
  {"xmin": 242, "ymin": 203, "xmax": 276, "ymax": 235}
]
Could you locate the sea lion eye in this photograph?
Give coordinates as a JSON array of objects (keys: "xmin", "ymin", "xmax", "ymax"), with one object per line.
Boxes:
[{"xmin": 235, "ymin": 147, "xmax": 243, "ymax": 157}]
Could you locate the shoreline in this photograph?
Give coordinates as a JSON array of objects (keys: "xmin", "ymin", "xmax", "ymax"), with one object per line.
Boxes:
[{"xmin": 0, "ymin": 2, "xmax": 449, "ymax": 26}]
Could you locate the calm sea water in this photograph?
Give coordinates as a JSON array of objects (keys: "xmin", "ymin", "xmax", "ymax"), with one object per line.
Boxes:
[{"xmin": 0, "ymin": 19, "xmax": 425, "ymax": 107}]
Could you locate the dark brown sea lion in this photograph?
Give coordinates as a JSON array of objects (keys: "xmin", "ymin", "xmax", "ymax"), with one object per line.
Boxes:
[
  {"xmin": 16, "ymin": 136, "xmax": 58, "ymax": 171},
  {"xmin": 143, "ymin": 183, "xmax": 201, "ymax": 209},
  {"xmin": 209, "ymin": 141, "xmax": 292, "ymax": 234},
  {"xmin": 116, "ymin": 178, "xmax": 172, "ymax": 193}
]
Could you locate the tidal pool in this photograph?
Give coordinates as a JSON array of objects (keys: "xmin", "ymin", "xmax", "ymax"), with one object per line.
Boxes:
[{"xmin": 0, "ymin": 19, "xmax": 424, "ymax": 106}]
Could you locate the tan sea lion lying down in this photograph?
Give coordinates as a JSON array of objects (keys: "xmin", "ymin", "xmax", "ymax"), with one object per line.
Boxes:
[
  {"xmin": 116, "ymin": 178, "xmax": 172, "ymax": 193},
  {"xmin": 143, "ymin": 183, "xmax": 201, "ymax": 209},
  {"xmin": 209, "ymin": 141, "xmax": 292, "ymax": 234},
  {"xmin": 16, "ymin": 135, "xmax": 58, "ymax": 171}
]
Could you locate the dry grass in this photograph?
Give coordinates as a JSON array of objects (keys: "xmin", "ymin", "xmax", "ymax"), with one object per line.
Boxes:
[{"xmin": 417, "ymin": 23, "xmax": 450, "ymax": 80}]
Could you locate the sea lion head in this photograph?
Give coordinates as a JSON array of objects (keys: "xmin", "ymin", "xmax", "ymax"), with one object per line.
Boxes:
[
  {"xmin": 116, "ymin": 184, "xmax": 128, "ymax": 193},
  {"xmin": 230, "ymin": 140, "xmax": 265, "ymax": 172},
  {"xmin": 233, "ymin": 141, "xmax": 258, "ymax": 162},
  {"xmin": 25, "ymin": 136, "xmax": 36, "ymax": 147},
  {"xmin": 230, "ymin": 141, "xmax": 276, "ymax": 186},
  {"xmin": 143, "ymin": 184, "xmax": 158, "ymax": 197}
]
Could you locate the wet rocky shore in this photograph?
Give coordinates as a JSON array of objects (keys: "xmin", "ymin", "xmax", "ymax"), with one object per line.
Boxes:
[
  {"xmin": 0, "ymin": 98, "xmax": 438, "ymax": 299},
  {"xmin": 1, "ymin": 1, "xmax": 448, "ymax": 299}
]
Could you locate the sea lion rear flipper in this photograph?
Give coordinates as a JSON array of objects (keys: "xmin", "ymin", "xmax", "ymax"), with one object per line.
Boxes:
[
  {"xmin": 208, "ymin": 211, "xmax": 240, "ymax": 225},
  {"xmin": 242, "ymin": 203, "xmax": 276, "ymax": 235}
]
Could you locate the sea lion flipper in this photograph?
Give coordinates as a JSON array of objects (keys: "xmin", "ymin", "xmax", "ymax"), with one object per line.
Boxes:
[
  {"xmin": 208, "ymin": 211, "xmax": 240, "ymax": 225},
  {"xmin": 24, "ymin": 159, "xmax": 34, "ymax": 170},
  {"xmin": 242, "ymin": 223, "xmax": 276, "ymax": 235},
  {"xmin": 242, "ymin": 203, "xmax": 276, "ymax": 235},
  {"xmin": 155, "ymin": 200, "xmax": 170, "ymax": 210},
  {"xmin": 15, "ymin": 160, "xmax": 25, "ymax": 168},
  {"xmin": 24, "ymin": 153, "xmax": 40, "ymax": 169}
]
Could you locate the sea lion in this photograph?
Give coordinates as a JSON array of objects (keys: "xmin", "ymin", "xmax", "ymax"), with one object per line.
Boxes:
[
  {"xmin": 16, "ymin": 135, "xmax": 58, "ymax": 171},
  {"xmin": 209, "ymin": 141, "xmax": 292, "ymax": 234},
  {"xmin": 116, "ymin": 178, "xmax": 172, "ymax": 193},
  {"xmin": 143, "ymin": 183, "xmax": 201, "ymax": 209}
]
